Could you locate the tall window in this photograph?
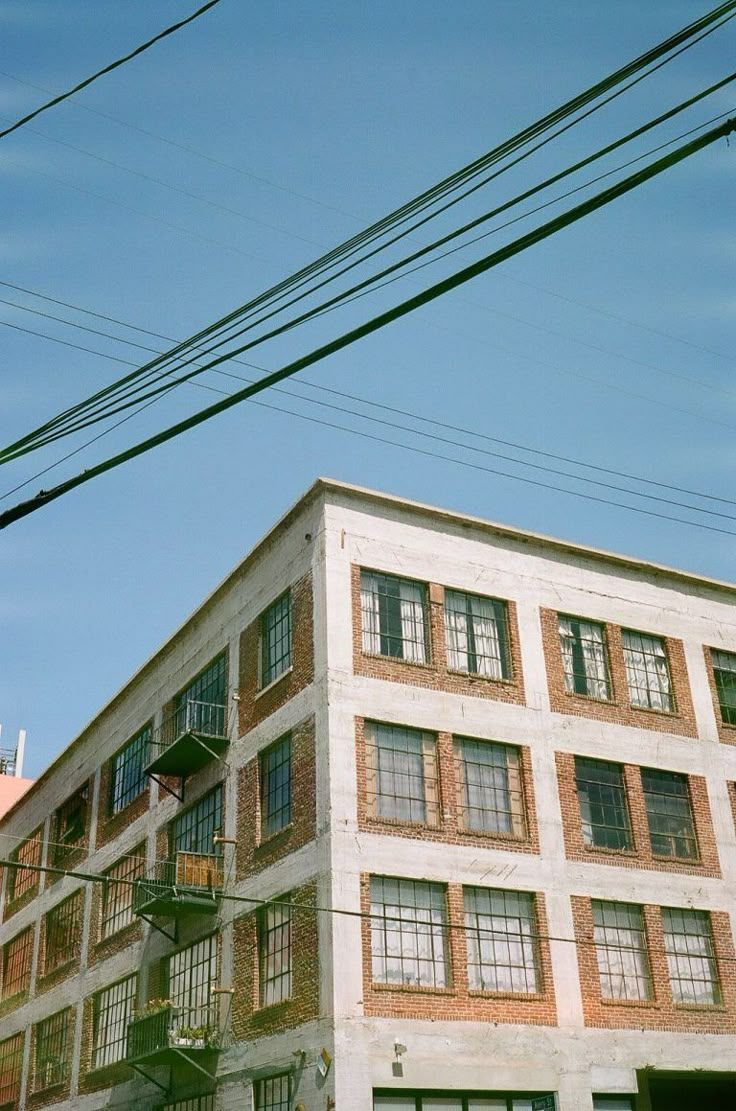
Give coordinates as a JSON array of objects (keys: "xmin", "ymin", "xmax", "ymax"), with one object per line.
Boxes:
[
  {"xmin": 360, "ymin": 570, "xmax": 429, "ymax": 663},
  {"xmin": 558, "ymin": 615, "xmax": 610, "ymax": 699},
  {"xmin": 101, "ymin": 851, "xmax": 144, "ymax": 939},
  {"xmin": 365, "ymin": 722, "xmax": 438, "ymax": 826},
  {"xmin": 622, "ymin": 630, "xmax": 673, "ymax": 712},
  {"xmin": 259, "ymin": 900, "xmax": 292, "ymax": 1006},
  {"xmin": 662, "ymin": 908, "xmax": 721, "ymax": 1004},
  {"xmin": 370, "ymin": 877, "xmax": 449, "ymax": 988},
  {"xmin": 260, "ymin": 735, "xmax": 292, "ymax": 839},
  {"xmin": 110, "ymin": 726, "xmax": 150, "ymax": 814},
  {"xmin": 174, "ymin": 653, "xmax": 228, "ymax": 737},
  {"xmin": 0, "ymin": 1032, "xmax": 23, "ymax": 1105},
  {"xmin": 44, "ymin": 892, "xmax": 82, "ymax": 975},
  {"xmin": 455, "ymin": 738, "xmax": 525, "ymax": 837},
  {"xmin": 641, "ymin": 769, "xmax": 697, "ymax": 859},
  {"xmin": 261, "ymin": 592, "xmax": 292, "ymax": 687},
  {"xmin": 7, "ymin": 831, "xmax": 42, "ymax": 902},
  {"xmin": 711, "ymin": 649, "xmax": 736, "ymax": 725},
  {"xmin": 591, "ymin": 900, "xmax": 652, "ymax": 1001},
  {"xmin": 2, "ymin": 926, "xmax": 34, "ymax": 999},
  {"xmin": 33, "ymin": 1009, "xmax": 70, "ymax": 1091},
  {"xmin": 444, "ymin": 590, "xmax": 510, "ymax": 679},
  {"xmin": 167, "ymin": 935, "xmax": 218, "ymax": 1027},
  {"xmin": 52, "ymin": 784, "xmax": 88, "ymax": 866},
  {"xmin": 575, "ymin": 758, "xmax": 633, "ymax": 851},
  {"xmin": 464, "ymin": 887, "xmax": 539, "ymax": 993},
  {"xmin": 92, "ymin": 975, "xmax": 137, "ymax": 1068},
  {"xmin": 170, "ymin": 787, "xmax": 223, "ymax": 856},
  {"xmin": 257, "ymin": 1074, "xmax": 291, "ymax": 1111}
]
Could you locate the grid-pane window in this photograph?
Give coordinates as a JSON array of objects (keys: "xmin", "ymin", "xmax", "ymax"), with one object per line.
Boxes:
[
  {"xmin": 44, "ymin": 892, "xmax": 82, "ymax": 974},
  {"xmin": 575, "ymin": 758, "xmax": 633, "ymax": 851},
  {"xmin": 171, "ymin": 787, "xmax": 223, "ymax": 856},
  {"xmin": 641, "ymin": 769, "xmax": 697, "ymax": 859},
  {"xmin": 2, "ymin": 926, "xmax": 34, "ymax": 999},
  {"xmin": 445, "ymin": 590, "xmax": 510, "ymax": 679},
  {"xmin": 366, "ymin": 722, "xmax": 438, "ymax": 826},
  {"xmin": 361, "ymin": 570, "xmax": 429, "ymax": 663},
  {"xmin": 101, "ymin": 851, "xmax": 144, "ymax": 939},
  {"xmin": 0, "ymin": 1032, "xmax": 23, "ymax": 1105},
  {"xmin": 163, "ymin": 1098, "xmax": 216, "ymax": 1111},
  {"xmin": 259, "ymin": 900, "xmax": 292, "ymax": 1006},
  {"xmin": 261, "ymin": 593, "xmax": 292, "ymax": 688},
  {"xmin": 92, "ymin": 975, "xmax": 137, "ymax": 1068},
  {"xmin": 662, "ymin": 908, "xmax": 721, "ymax": 1004},
  {"xmin": 592, "ymin": 900, "xmax": 652, "ymax": 1001},
  {"xmin": 167, "ymin": 935, "xmax": 217, "ymax": 1023},
  {"xmin": 622, "ymin": 630, "xmax": 673, "ymax": 711},
  {"xmin": 712, "ymin": 649, "xmax": 736, "ymax": 725},
  {"xmin": 257, "ymin": 1073, "xmax": 291, "ymax": 1111},
  {"xmin": 370, "ymin": 876, "xmax": 449, "ymax": 988},
  {"xmin": 559, "ymin": 616, "xmax": 610, "ymax": 699},
  {"xmin": 52, "ymin": 784, "xmax": 88, "ymax": 865},
  {"xmin": 455, "ymin": 738, "xmax": 525, "ymax": 837},
  {"xmin": 464, "ymin": 886, "xmax": 539, "ymax": 993},
  {"xmin": 176, "ymin": 653, "xmax": 227, "ymax": 710},
  {"xmin": 260, "ymin": 735, "xmax": 292, "ymax": 838},
  {"xmin": 110, "ymin": 727, "xmax": 150, "ymax": 814},
  {"xmin": 33, "ymin": 1009, "xmax": 70, "ymax": 1091},
  {"xmin": 7, "ymin": 831, "xmax": 42, "ymax": 901}
]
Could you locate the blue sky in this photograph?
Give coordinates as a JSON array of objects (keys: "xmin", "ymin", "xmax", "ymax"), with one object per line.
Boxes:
[{"xmin": 1, "ymin": 1, "xmax": 734, "ymax": 776}]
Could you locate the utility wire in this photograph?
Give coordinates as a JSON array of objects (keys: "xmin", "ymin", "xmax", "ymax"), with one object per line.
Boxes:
[
  {"xmin": 1, "ymin": 117, "xmax": 733, "ymax": 530},
  {"xmin": 0, "ymin": 0, "xmax": 225, "ymax": 141}
]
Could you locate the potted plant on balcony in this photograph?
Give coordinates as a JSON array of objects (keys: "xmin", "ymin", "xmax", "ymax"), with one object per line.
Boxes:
[
  {"xmin": 172, "ymin": 1024, "xmax": 208, "ymax": 1049},
  {"xmin": 138, "ymin": 997, "xmax": 173, "ymax": 1017}
]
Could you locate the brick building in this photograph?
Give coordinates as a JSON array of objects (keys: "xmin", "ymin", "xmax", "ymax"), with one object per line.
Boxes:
[{"xmin": 1, "ymin": 478, "xmax": 736, "ymax": 1111}]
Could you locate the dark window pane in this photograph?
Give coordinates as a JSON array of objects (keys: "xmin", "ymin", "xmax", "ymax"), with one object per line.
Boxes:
[
  {"xmin": 170, "ymin": 787, "xmax": 222, "ymax": 856},
  {"xmin": 260, "ymin": 736, "xmax": 292, "ymax": 838},
  {"xmin": 261, "ymin": 594, "xmax": 292, "ymax": 687},
  {"xmin": 558, "ymin": 615, "xmax": 610, "ymax": 699},
  {"xmin": 575, "ymin": 758, "xmax": 633, "ymax": 851},
  {"xmin": 712, "ymin": 649, "xmax": 736, "ymax": 725},
  {"xmin": 641, "ymin": 768, "xmax": 697, "ymax": 859},
  {"xmin": 110, "ymin": 726, "xmax": 150, "ymax": 814}
]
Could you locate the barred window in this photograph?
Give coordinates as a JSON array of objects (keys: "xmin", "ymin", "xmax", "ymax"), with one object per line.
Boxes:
[
  {"xmin": 260, "ymin": 735, "xmax": 292, "ymax": 839},
  {"xmin": 110, "ymin": 726, "xmax": 150, "ymax": 814},
  {"xmin": 162, "ymin": 1098, "xmax": 216, "ymax": 1111},
  {"xmin": 259, "ymin": 900, "xmax": 292, "ymax": 1006},
  {"xmin": 592, "ymin": 900, "xmax": 652, "ymax": 1001},
  {"xmin": 0, "ymin": 1031, "xmax": 23, "ymax": 1105},
  {"xmin": 365, "ymin": 722, "xmax": 438, "ymax": 826},
  {"xmin": 92, "ymin": 975, "xmax": 137, "ymax": 1068},
  {"xmin": 662, "ymin": 907, "xmax": 721, "ymax": 1004},
  {"xmin": 101, "ymin": 850, "xmax": 144, "ymax": 939},
  {"xmin": 622, "ymin": 630, "xmax": 673, "ymax": 712},
  {"xmin": 455, "ymin": 738, "xmax": 525, "ymax": 837},
  {"xmin": 167, "ymin": 935, "xmax": 217, "ymax": 1025},
  {"xmin": 711, "ymin": 648, "xmax": 736, "ymax": 725},
  {"xmin": 559, "ymin": 615, "xmax": 610, "ymax": 700},
  {"xmin": 2, "ymin": 926, "xmax": 34, "ymax": 999},
  {"xmin": 7, "ymin": 831, "xmax": 42, "ymax": 901},
  {"xmin": 257, "ymin": 1074, "xmax": 291, "ymax": 1111},
  {"xmin": 370, "ymin": 876, "xmax": 449, "ymax": 988},
  {"xmin": 44, "ymin": 891, "xmax": 82, "ymax": 974},
  {"xmin": 260, "ymin": 593, "xmax": 292, "ymax": 688},
  {"xmin": 575, "ymin": 758, "xmax": 633, "ymax": 851},
  {"xmin": 445, "ymin": 590, "xmax": 510, "ymax": 679},
  {"xmin": 464, "ymin": 886, "xmax": 539, "ymax": 993},
  {"xmin": 52, "ymin": 783, "xmax": 89, "ymax": 866},
  {"xmin": 171, "ymin": 786, "xmax": 223, "ymax": 856},
  {"xmin": 33, "ymin": 1008, "xmax": 70, "ymax": 1091},
  {"xmin": 641, "ymin": 769, "xmax": 697, "ymax": 859},
  {"xmin": 360, "ymin": 570, "xmax": 429, "ymax": 663}
]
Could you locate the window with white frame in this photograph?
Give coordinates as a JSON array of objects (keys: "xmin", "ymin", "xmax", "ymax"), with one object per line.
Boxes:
[
  {"xmin": 92, "ymin": 975, "xmax": 137, "ymax": 1069},
  {"xmin": 101, "ymin": 851, "xmax": 144, "ymax": 939},
  {"xmin": 259, "ymin": 900, "xmax": 292, "ymax": 1006},
  {"xmin": 662, "ymin": 907, "xmax": 721, "ymax": 1004},
  {"xmin": 109, "ymin": 727, "xmax": 150, "ymax": 814},
  {"xmin": 711, "ymin": 648, "xmax": 736, "ymax": 725},
  {"xmin": 365, "ymin": 722, "xmax": 438, "ymax": 826},
  {"xmin": 444, "ymin": 590, "xmax": 510, "ymax": 679},
  {"xmin": 591, "ymin": 900, "xmax": 652, "ymax": 1001},
  {"xmin": 464, "ymin": 886, "xmax": 539, "ymax": 993},
  {"xmin": 641, "ymin": 768, "xmax": 697, "ymax": 860},
  {"xmin": 558, "ymin": 615, "xmax": 610, "ymax": 699},
  {"xmin": 370, "ymin": 876, "xmax": 449, "ymax": 988},
  {"xmin": 622, "ymin": 630, "xmax": 673, "ymax": 711},
  {"xmin": 167, "ymin": 935, "xmax": 218, "ymax": 1030},
  {"xmin": 257, "ymin": 1074, "xmax": 291, "ymax": 1111},
  {"xmin": 454, "ymin": 737, "xmax": 525, "ymax": 837},
  {"xmin": 260, "ymin": 593, "xmax": 292, "ymax": 687},
  {"xmin": 360, "ymin": 570, "xmax": 429, "ymax": 663}
]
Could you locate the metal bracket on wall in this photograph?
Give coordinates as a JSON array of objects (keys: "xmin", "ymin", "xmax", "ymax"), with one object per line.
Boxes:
[
  {"xmin": 128, "ymin": 1063, "xmax": 171, "ymax": 1095},
  {"xmin": 138, "ymin": 913, "xmax": 177, "ymax": 944},
  {"xmin": 148, "ymin": 773, "xmax": 184, "ymax": 803}
]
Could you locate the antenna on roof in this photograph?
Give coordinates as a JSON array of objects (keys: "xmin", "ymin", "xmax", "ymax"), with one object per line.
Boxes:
[{"xmin": 0, "ymin": 726, "xmax": 27, "ymax": 777}]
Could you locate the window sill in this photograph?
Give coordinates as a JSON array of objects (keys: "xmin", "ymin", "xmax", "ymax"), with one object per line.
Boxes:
[
  {"xmin": 600, "ymin": 996, "xmax": 660, "ymax": 1009},
  {"xmin": 255, "ymin": 666, "xmax": 293, "ymax": 700},
  {"xmin": 561, "ymin": 688, "xmax": 614, "ymax": 706},
  {"xmin": 255, "ymin": 997, "xmax": 293, "ymax": 1015},
  {"xmin": 447, "ymin": 668, "xmax": 515, "ymax": 686},
  {"xmin": 650, "ymin": 851, "xmax": 700, "ymax": 866},
  {"xmin": 468, "ymin": 988, "xmax": 546, "ymax": 1002},
  {"xmin": 627, "ymin": 702, "xmax": 677, "ymax": 718},
  {"xmin": 582, "ymin": 844, "xmax": 638, "ymax": 858},
  {"xmin": 361, "ymin": 651, "xmax": 434, "ymax": 671},
  {"xmin": 673, "ymin": 1000, "xmax": 728, "ymax": 1012},
  {"xmin": 30, "ymin": 1080, "xmax": 68, "ymax": 1097},
  {"xmin": 457, "ymin": 825, "xmax": 527, "ymax": 843},
  {"xmin": 256, "ymin": 822, "xmax": 294, "ymax": 850},
  {"xmin": 371, "ymin": 981, "xmax": 453, "ymax": 996}
]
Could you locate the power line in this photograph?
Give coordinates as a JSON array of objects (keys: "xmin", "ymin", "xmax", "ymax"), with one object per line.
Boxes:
[{"xmin": 0, "ymin": 0, "xmax": 225, "ymax": 141}]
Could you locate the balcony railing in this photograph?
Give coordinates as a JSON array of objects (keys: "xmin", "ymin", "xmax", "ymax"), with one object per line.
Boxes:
[
  {"xmin": 134, "ymin": 852, "xmax": 224, "ymax": 918},
  {"xmin": 145, "ymin": 700, "xmax": 229, "ymax": 777},
  {"xmin": 126, "ymin": 1003, "xmax": 219, "ymax": 1066}
]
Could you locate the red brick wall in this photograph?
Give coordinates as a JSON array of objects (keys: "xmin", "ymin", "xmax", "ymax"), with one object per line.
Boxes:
[
  {"xmin": 572, "ymin": 896, "xmax": 736, "ymax": 1033},
  {"xmin": 231, "ymin": 882, "xmax": 319, "ymax": 1040},
  {"xmin": 540, "ymin": 609, "xmax": 697, "ymax": 737},
  {"xmin": 238, "ymin": 573, "xmax": 314, "ymax": 735},
  {"xmin": 556, "ymin": 752, "xmax": 720, "ymax": 877},
  {"xmin": 703, "ymin": 645, "xmax": 736, "ymax": 746},
  {"xmin": 355, "ymin": 719, "xmax": 539, "ymax": 856},
  {"xmin": 236, "ymin": 718, "xmax": 316, "ymax": 879},
  {"xmin": 352, "ymin": 568, "xmax": 525, "ymax": 706},
  {"xmin": 360, "ymin": 875, "xmax": 556, "ymax": 1025}
]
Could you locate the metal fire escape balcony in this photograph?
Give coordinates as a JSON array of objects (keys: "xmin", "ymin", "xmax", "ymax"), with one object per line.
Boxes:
[
  {"xmin": 146, "ymin": 700, "xmax": 229, "ymax": 778},
  {"xmin": 134, "ymin": 851, "xmax": 224, "ymax": 920},
  {"xmin": 126, "ymin": 1003, "xmax": 220, "ymax": 1092}
]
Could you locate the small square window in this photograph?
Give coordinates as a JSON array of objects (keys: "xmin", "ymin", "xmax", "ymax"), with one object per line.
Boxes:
[
  {"xmin": 622, "ymin": 630, "xmax": 673, "ymax": 712},
  {"xmin": 109, "ymin": 726, "xmax": 150, "ymax": 815},
  {"xmin": 260, "ymin": 735, "xmax": 292, "ymax": 839},
  {"xmin": 365, "ymin": 722, "xmax": 438, "ymax": 826},
  {"xmin": 261, "ymin": 593, "xmax": 292, "ymax": 688},
  {"xmin": 259, "ymin": 900, "xmax": 292, "ymax": 1006},
  {"xmin": 558, "ymin": 615, "xmax": 611, "ymax": 700},
  {"xmin": 592, "ymin": 900, "xmax": 652, "ymax": 1001},
  {"xmin": 641, "ymin": 768, "xmax": 698, "ymax": 859},
  {"xmin": 360, "ymin": 570, "xmax": 429, "ymax": 663},
  {"xmin": 444, "ymin": 590, "xmax": 510, "ymax": 678},
  {"xmin": 711, "ymin": 649, "xmax": 736, "ymax": 725},
  {"xmin": 575, "ymin": 758, "xmax": 633, "ymax": 851},
  {"xmin": 455, "ymin": 737, "xmax": 525, "ymax": 837},
  {"xmin": 662, "ymin": 907, "xmax": 721, "ymax": 1004}
]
